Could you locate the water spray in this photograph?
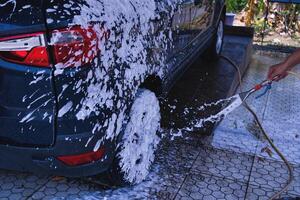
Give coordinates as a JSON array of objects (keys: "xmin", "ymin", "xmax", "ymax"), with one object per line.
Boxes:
[{"xmin": 190, "ymin": 77, "xmax": 276, "ymax": 130}]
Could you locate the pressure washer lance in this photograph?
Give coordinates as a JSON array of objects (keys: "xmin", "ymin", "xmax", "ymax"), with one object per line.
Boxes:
[
  {"xmin": 219, "ymin": 78, "xmax": 275, "ymax": 118},
  {"xmin": 220, "ymin": 55, "xmax": 294, "ymax": 200}
]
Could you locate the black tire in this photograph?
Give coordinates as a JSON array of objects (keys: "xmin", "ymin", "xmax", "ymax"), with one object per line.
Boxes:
[
  {"xmin": 204, "ymin": 19, "xmax": 224, "ymax": 60},
  {"xmin": 108, "ymin": 89, "xmax": 161, "ymax": 186}
]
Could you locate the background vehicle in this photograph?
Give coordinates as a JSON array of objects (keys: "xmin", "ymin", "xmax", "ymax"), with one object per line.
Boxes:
[{"xmin": 0, "ymin": 0, "xmax": 225, "ymax": 185}]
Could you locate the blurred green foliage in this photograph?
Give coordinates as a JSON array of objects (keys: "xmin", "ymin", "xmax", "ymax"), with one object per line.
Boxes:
[
  {"xmin": 225, "ymin": 0, "xmax": 300, "ymax": 34},
  {"xmin": 225, "ymin": 0, "xmax": 248, "ymax": 13}
]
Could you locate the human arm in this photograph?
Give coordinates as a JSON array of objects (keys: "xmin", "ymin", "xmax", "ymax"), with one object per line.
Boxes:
[{"xmin": 268, "ymin": 49, "xmax": 300, "ymax": 81}]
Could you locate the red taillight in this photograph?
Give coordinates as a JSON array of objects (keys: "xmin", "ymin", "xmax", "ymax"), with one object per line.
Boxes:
[
  {"xmin": 0, "ymin": 25, "xmax": 106, "ymax": 68},
  {"xmin": 11, "ymin": 50, "xmax": 28, "ymax": 58},
  {"xmin": 51, "ymin": 26, "xmax": 99, "ymax": 68},
  {"xmin": 0, "ymin": 33, "xmax": 50, "ymax": 67},
  {"xmin": 57, "ymin": 148, "xmax": 105, "ymax": 166}
]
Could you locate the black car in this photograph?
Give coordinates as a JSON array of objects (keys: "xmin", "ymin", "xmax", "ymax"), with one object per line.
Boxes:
[{"xmin": 0, "ymin": 0, "xmax": 225, "ymax": 185}]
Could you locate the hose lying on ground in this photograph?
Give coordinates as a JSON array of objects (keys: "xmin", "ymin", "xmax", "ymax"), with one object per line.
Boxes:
[
  {"xmin": 288, "ymin": 70, "xmax": 300, "ymax": 80},
  {"xmin": 220, "ymin": 55, "xmax": 294, "ymax": 200}
]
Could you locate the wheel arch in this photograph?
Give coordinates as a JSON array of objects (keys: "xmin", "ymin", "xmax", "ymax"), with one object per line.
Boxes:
[
  {"xmin": 114, "ymin": 74, "xmax": 163, "ymax": 145},
  {"xmin": 214, "ymin": 1, "xmax": 226, "ymax": 27},
  {"xmin": 139, "ymin": 74, "xmax": 163, "ymax": 96},
  {"xmin": 222, "ymin": 4, "xmax": 226, "ymax": 20}
]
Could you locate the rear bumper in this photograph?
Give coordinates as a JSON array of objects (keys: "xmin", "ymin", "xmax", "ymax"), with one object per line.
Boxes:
[{"xmin": 0, "ymin": 132, "xmax": 116, "ymax": 177}]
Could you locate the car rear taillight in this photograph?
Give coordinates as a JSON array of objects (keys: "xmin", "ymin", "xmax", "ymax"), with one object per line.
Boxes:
[
  {"xmin": 0, "ymin": 33, "xmax": 50, "ymax": 67},
  {"xmin": 51, "ymin": 26, "xmax": 99, "ymax": 68},
  {"xmin": 0, "ymin": 26, "xmax": 103, "ymax": 68},
  {"xmin": 57, "ymin": 148, "xmax": 105, "ymax": 166}
]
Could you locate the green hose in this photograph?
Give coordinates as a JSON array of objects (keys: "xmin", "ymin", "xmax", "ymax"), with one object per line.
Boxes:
[{"xmin": 288, "ymin": 71, "xmax": 300, "ymax": 79}]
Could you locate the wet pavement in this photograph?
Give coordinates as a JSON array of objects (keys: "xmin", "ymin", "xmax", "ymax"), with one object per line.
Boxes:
[
  {"xmin": 0, "ymin": 33, "xmax": 299, "ymax": 199},
  {"xmin": 173, "ymin": 51, "xmax": 300, "ymax": 200}
]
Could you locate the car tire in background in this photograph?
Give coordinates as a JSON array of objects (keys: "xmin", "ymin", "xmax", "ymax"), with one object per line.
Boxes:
[
  {"xmin": 109, "ymin": 89, "xmax": 161, "ymax": 186},
  {"xmin": 204, "ymin": 19, "xmax": 225, "ymax": 60}
]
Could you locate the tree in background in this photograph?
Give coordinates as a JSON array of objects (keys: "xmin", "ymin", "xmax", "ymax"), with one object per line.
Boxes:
[
  {"xmin": 226, "ymin": 0, "xmax": 248, "ymax": 13},
  {"xmin": 225, "ymin": 0, "xmax": 299, "ymax": 34}
]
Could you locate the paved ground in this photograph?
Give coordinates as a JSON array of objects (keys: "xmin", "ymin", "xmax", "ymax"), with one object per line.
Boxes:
[
  {"xmin": 0, "ymin": 36, "xmax": 299, "ymax": 199},
  {"xmin": 173, "ymin": 51, "xmax": 300, "ymax": 200}
]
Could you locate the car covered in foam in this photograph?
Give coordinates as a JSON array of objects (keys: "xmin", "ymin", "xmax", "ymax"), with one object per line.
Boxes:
[{"xmin": 0, "ymin": 0, "xmax": 225, "ymax": 185}]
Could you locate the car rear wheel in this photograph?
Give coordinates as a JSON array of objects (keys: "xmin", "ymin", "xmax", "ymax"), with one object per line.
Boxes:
[{"xmin": 109, "ymin": 89, "xmax": 161, "ymax": 186}]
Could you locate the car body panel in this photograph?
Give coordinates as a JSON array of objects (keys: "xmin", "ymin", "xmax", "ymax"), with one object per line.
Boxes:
[
  {"xmin": 0, "ymin": 0, "xmax": 55, "ymax": 147},
  {"xmin": 0, "ymin": 0, "xmax": 225, "ymax": 177},
  {"xmin": 0, "ymin": 0, "xmax": 46, "ymax": 37},
  {"xmin": 0, "ymin": 131, "xmax": 115, "ymax": 176}
]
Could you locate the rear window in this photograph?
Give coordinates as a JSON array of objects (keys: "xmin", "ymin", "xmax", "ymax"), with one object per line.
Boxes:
[{"xmin": 0, "ymin": 1, "xmax": 44, "ymax": 35}]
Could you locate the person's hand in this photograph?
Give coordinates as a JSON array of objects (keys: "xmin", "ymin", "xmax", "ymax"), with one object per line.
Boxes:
[{"xmin": 267, "ymin": 62, "xmax": 291, "ymax": 81}]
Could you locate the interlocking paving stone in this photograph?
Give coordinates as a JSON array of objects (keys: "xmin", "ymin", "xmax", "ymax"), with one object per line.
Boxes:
[
  {"xmin": 0, "ymin": 170, "xmax": 50, "ymax": 200},
  {"xmin": 190, "ymin": 146, "xmax": 254, "ymax": 183},
  {"xmin": 249, "ymin": 157, "xmax": 300, "ymax": 196},
  {"xmin": 254, "ymin": 121, "xmax": 300, "ymax": 165},
  {"xmin": 246, "ymin": 184, "xmax": 300, "ymax": 200},
  {"xmin": 212, "ymin": 123, "xmax": 260, "ymax": 156},
  {"xmin": 174, "ymin": 172, "xmax": 247, "ymax": 200},
  {"xmin": 27, "ymin": 140, "xmax": 199, "ymax": 200}
]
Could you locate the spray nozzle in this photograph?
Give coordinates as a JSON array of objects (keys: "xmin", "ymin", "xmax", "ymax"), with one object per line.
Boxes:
[
  {"xmin": 255, "ymin": 83, "xmax": 272, "ymax": 99},
  {"xmin": 240, "ymin": 78, "xmax": 276, "ymax": 101}
]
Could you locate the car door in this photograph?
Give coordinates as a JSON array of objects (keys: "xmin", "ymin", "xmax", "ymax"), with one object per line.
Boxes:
[
  {"xmin": 171, "ymin": 0, "xmax": 215, "ymax": 54},
  {"xmin": 162, "ymin": 0, "xmax": 195, "ymax": 78},
  {"xmin": 189, "ymin": 0, "xmax": 215, "ymax": 42},
  {"xmin": 171, "ymin": 0, "xmax": 194, "ymax": 54},
  {"xmin": 0, "ymin": 0, "xmax": 55, "ymax": 147}
]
